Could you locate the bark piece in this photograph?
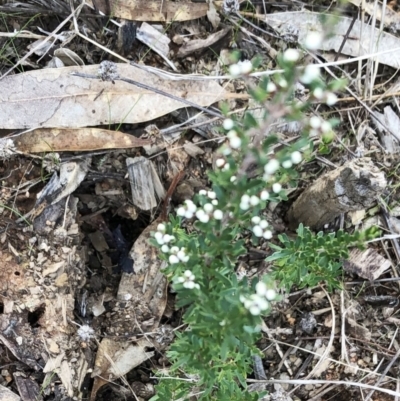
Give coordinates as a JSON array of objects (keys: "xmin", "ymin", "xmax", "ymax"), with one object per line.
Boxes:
[
  {"xmin": 126, "ymin": 156, "xmax": 166, "ymax": 210},
  {"xmin": 287, "ymin": 158, "xmax": 386, "ymax": 230},
  {"xmin": 343, "ymin": 248, "xmax": 391, "ymax": 280}
]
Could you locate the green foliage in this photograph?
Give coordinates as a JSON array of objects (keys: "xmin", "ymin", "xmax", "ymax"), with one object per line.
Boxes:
[
  {"xmin": 267, "ymin": 224, "xmax": 379, "ymax": 291},
  {"xmin": 149, "ymin": 31, "xmax": 364, "ymax": 401}
]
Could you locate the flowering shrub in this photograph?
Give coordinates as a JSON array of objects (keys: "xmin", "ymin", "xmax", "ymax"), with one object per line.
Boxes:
[{"xmin": 149, "ymin": 37, "xmax": 367, "ymax": 400}]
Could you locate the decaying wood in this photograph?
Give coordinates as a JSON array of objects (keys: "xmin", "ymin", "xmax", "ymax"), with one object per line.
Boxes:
[
  {"xmin": 126, "ymin": 156, "xmax": 166, "ymax": 210},
  {"xmin": 287, "ymin": 158, "xmax": 386, "ymax": 230},
  {"xmin": 343, "ymin": 248, "xmax": 391, "ymax": 281},
  {"xmin": 176, "ymin": 26, "xmax": 232, "ymax": 58}
]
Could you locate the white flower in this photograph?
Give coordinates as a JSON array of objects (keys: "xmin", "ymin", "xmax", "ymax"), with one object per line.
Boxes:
[
  {"xmin": 240, "ymin": 202, "xmax": 250, "ymax": 211},
  {"xmin": 223, "ymin": 164, "xmax": 230, "ymax": 171},
  {"xmin": 216, "ymin": 158, "xmax": 225, "ymax": 168},
  {"xmin": 264, "ymin": 159, "xmax": 280, "ymax": 175},
  {"xmin": 178, "ymin": 270, "xmax": 200, "ymax": 289},
  {"xmin": 185, "ymin": 200, "xmax": 197, "ymax": 213},
  {"xmin": 207, "ymin": 191, "xmax": 217, "ymax": 199},
  {"xmin": 282, "ymin": 160, "xmax": 293, "ymax": 169},
  {"xmin": 203, "ymin": 203, "xmax": 214, "ymax": 213},
  {"xmin": 291, "ymin": 151, "xmax": 302, "ymax": 164},
  {"xmin": 241, "ymin": 194, "xmax": 250, "ymax": 204},
  {"xmin": 211, "ymin": 200, "xmax": 219, "ymax": 205},
  {"xmin": 321, "ymin": 120, "xmax": 332, "ymax": 133},
  {"xmin": 283, "ymin": 48, "xmax": 300, "ymax": 62},
  {"xmin": 278, "ymin": 79, "xmax": 288, "ymax": 88},
  {"xmin": 309, "ymin": 116, "xmax": 321, "ymax": 129},
  {"xmin": 196, "ymin": 209, "xmax": 206, "ymax": 219},
  {"xmin": 154, "ymin": 232, "xmax": 164, "ymax": 245},
  {"xmin": 184, "ymin": 270, "xmax": 194, "ymax": 279},
  {"xmin": 251, "ymin": 216, "xmax": 261, "ymax": 224},
  {"xmin": 239, "ymin": 60, "xmax": 253, "ymax": 74},
  {"xmin": 300, "ymin": 65, "xmax": 320, "ymax": 84},
  {"xmin": 163, "ymin": 234, "xmax": 174, "ymax": 243},
  {"xmin": 185, "ymin": 281, "xmax": 199, "ymax": 289},
  {"xmin": 246, "ymin": 294, "xmax": 269, "ymax": 315},
  {"xmin": 223, "ymin": 118, "xmax": 234, "ymax": 130},
  {"xmin": 213, "ymin": 210, "xmax": 223, "ymax": 220},
  {"xmin": 260, "ymin": 190, "xmax": 269, "ymax": 201},
  {"xmin": 196, "ymin": 210, "xmax": 210, "ymax": 223},
  {"xmin": 250, "ymin": 195, "xmax": 260, "ymax": 206},
  {"xmin": 185, "ymin": 211, "xmax": 194, "ymax": 219},
  {"xmin": 265, "ymin": 289, "xmax": 277, "ymax": 301},
  {"xmin": 157, "ymin": 223, "xmax": 166, "ymax": 233},
  {"xmin": 229, "ymin": 63, "xmax": 242, "ymax": 78},
  {"xmin": 253, "ymin": 225, "xmax": 263, "ymax": 237},
  {"xmin": 326, "ymin": 92, "xmax": 337, "ymax": 106},
  {"xmin": 199, "ymin": 189, "xmax": 207, "ymax": 196},
  {"xmin": 313, "ymin": 87, "xmax": 324, "ymax": 99},
  {"xmin": 304, "ymin": 31, "xmax": 323, "ymax": 51},
  {"xmin": 170, "ymin": 246, "xmax": 179, "ymax": 254},
  {"xmin": 221, "ymin": 146, "xmax": 232, "ymax": 156},
  {"xmin": 256, "ymin": 281, "xmax": 268, "ymax": 296},
  {"xmin": 220, "ymin": 319, "xmax": 226, "ymax": 326},
  {"xmin": 263, "ymin": 230, "xmax": 273, "ymax": 239},
  {"xmin": 229, "ymin": 136, "xmax": 242, "ymax": 149},
  {"xmin": 161, "ymin": 245, "xmax": 170, "ymax": 253},
  {"xmin": 272, "ymin": 183, "xmax": 282, "ymax": 193},
  {"xmin": 259, "ymin": 220, "xmax": 268, "ymax": 229},
  {"xmin": 266, "ymin": 82, "xmax": 277, "ymax": 93},
  {"xmin": 177, "ymin": 249, "xmax": 189, "ymax": 262},
  {"xmin": 227, "ymin": 130, "xmax": 237, "ymax": 139},
  {"xmin": 177, "ymin": 207, "xmax": 186, "ymax": 216},
  {"xmin": 169, "ymin": 255, "xmax": 180, "ymax": 264},
  {"xmin": 230, "ymin": 176, "xmax": 237, "ymax": 182}
]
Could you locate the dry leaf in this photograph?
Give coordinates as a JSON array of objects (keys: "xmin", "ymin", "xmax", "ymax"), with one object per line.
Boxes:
[
  {"xmin": 347, "ymin": 0, "xmax": 400, "ymax": 28},
  {"xmin": 90, "ymin": 338, "xmax": 154, "ymax": 401},
  {"xmin": 266, "ymin": 11, "xmax": 400, "ymax": 70},
  {"xmin": 0, "ymin": 64, "xmax": 226, "ymax": 129},
  {"xmin": 0, "ymin": 385, "xmax": 20, "ymax": 401},
  {"xmin": 91, "ymin": 0, "xmax": 210, "ymax": 22},
  {"xmin": 13, "ymin": 128, "xmax": 151, "ymax": 152},
  {"xmin": 136, "ymin": 23, "xmax": 176, "ymax": 71},
  {"xmin": 207, "ymin": 1, "xmax": 221, "ymax": 30},
  {"xmin": 54, "ymin": 48, "xmax": 84, "ymax": 66}
]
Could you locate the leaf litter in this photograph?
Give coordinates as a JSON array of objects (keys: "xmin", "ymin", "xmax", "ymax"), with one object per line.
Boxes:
[{"xmin": 0, "ymin": 0, "xmax": 400, "ymax": 400}]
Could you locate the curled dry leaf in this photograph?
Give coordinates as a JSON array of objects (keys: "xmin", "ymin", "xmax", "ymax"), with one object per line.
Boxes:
[{"xmin": 54, "ymin": 48, "xmax": 84, "ymax": 66}]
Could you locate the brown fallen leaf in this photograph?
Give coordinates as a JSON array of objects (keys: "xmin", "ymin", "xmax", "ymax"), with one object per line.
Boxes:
[
  {"xmin": 0, "ymin": 63, "xmax": 227, "ymax": 129},
  {"xmin": 13, "ymin": 128, "xmax": 151, "ymax": 152},
  {"xmin": 91, "ymin": 0, "xmax": 209, "ymax": 22}
]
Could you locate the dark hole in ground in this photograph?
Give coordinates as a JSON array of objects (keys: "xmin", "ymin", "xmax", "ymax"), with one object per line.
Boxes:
[
  {"xmin": 0, "ymin": 302, "xmax": 4, "ymax": 314},
  {"xmin": 27, "ymin": 305, "xmax": 45, "ymax": 328}
]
